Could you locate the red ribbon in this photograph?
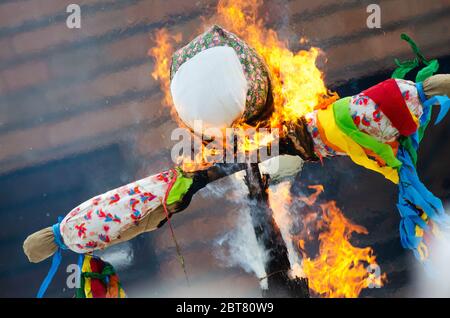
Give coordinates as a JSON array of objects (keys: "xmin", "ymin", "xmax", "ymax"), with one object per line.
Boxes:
[{"xmin": 363, "ymin": 78, "xmax": 418, "ymax": 136}]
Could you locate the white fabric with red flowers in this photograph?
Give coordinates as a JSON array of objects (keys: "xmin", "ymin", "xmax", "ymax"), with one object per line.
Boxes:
[{"xmin": 59, "ymin": 170, "xmax": 174, "ymax": 253}]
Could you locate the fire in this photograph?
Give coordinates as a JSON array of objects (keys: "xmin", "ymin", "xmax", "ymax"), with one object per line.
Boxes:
[
  {"xmin": 269, "ymin": 183, "xmax": 386, "ymax": 298},
  {"xmin": 149, "ymin": 30, "xmax": 213, "ymax": 171},
  {"xmin": 299, "ymin": 184, "xmax": 324, "ymax": 206},
  {"xmin": 174, "ymin": 141, "xmax": 213, "ymax": 173},
  {"xmin": 149, "ymin": 0, "xmax": 338, "ymax": 169},
  {"xmin": 303, "ymin": 201, "xmax": 386, "ymax": 298},
  {"xmin": 213, "ymin": 0, "xmax": 338, "ymax": 126},
  {"xmin": 148, "ymin": 29, "xmax": 182, "ymax": 109}
]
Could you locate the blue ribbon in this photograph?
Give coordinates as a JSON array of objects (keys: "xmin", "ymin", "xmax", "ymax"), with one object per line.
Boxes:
[
  {"xmin": 416, "ymin": 82, "xmax": 427, "ymax": 104},
  {"xmin": 37, "ymin": 217, "xmax": 67, "ymax": 298},
  {"xmin": 396, "ymin": 84, "xmax": 450, "ymax": 264},
  {"xmin": 36, "ymin": 247, "xmax": 62, "ymax": 298},
  {"xmin": 397, "ymin": 148, "xmax": 449, "ymax": 250},
  {"xmin": 52, "ymin": 222, "xmax": 68, "ymax": 250},
  {"xmin": 427, "ymin": 95, "xmax": 450, "ymax": 125},
  {"xmin": 416, "ymin": 82, "xmax": 450, "ymax": 125}
]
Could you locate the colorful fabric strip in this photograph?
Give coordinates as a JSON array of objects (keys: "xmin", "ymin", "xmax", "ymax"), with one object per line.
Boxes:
[
  {"xmin": 391, "ymin": 33, "xmax": 440, "ymax": 83},
  {"xmin": 384, "ymin": 33, "xmax": 447, "ymax": 266},
  {"xmin": 333, "ymin": 97, "xmax": 402, "ymax": 169},
  {"xmin": 37, "ymin": 217, "xmax": 66, "ymax": 298},
  {"xmin": 36, "ymin": 247, "xmax": 62, "ymax": 298},
  {"xmin": 316, "ymin": 101, "xmax": 399, "ymax": 184},
  {"xmin": 52, "ymin": 222, "xmax": 68, "ymax": 250},
  {"xmin": 427, "ymin": 95, "xmax": 450, "ymax": 125},
  {"xmin": 414, "ymin": 82, "xmax": 431, "ymax": 144},
  {"xmin": 416, "ymin": 82, "xmax": 427, "ymax": 104},
  {"xmin": 404, "ymin": 83, "xmax": 450, "ymax": 166},
  {"xmin": 397, "ymin": 147, "xmax": 450, "ymax": 262},
  {"xmin": 80, "ymin": 254, "xmax": 92, "ymax": 298},
  {"xmin": 77, "ymin": 255, "xmax": 126, "ymax": 298},
  {"xmin": 38, "ymin": 219, "xmax": 126, "ymax": 298},
  {"xmin": 363, "ymin": 78, "xmax": 418, "ymax": 136},
  {"xmin": 315, "ymin": 113, "xmax": 345, "ymax": 154},
  {"xmin": 396, "ymin": 85, "xmax": 450, "ymax": 265}
]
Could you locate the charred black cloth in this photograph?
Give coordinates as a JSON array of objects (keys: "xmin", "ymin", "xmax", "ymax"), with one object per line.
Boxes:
[{"xmin": 281, "ymin": 117, "xmax": 319, "ymax": 162}]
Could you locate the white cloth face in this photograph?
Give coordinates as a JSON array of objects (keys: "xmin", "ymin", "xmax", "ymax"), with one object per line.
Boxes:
[{"xmin": 170, "ymin": 46, "xmax": 248, "ymax": 132}]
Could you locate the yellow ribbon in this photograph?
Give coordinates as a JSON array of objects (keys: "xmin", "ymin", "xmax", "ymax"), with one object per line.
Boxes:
[
  {"xmin": 82, "ymin": 254, "xmax": 93, "ymax": 298},
  {"xmin": 317, "ymin": 102, "xmax": 399, "ymax": 184}
]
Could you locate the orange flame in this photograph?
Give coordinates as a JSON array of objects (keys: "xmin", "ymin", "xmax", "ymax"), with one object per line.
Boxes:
[
  {"xmin": 149, "ymin": 29, "xmax": 213, "ymax": 171},
  {"xmin": 299, "ymin": 184, "xmax": 324, "ymax": 206},
  {"xmin": 303, "ymin": 201, "xmax": 386, "ymax": 298},
  {"xmin": 213, "ymin": 0, "xmax": 338, "ymax": 126},
  {"xmin": 269, "ymin": 183, "xmax": 386, "ymax": 298},
  {"xmin": 148, "ymin": 29, "xmax": 182, "ymax": 110}
]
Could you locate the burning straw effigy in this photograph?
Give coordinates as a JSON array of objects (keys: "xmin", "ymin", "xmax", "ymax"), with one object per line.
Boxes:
[{"xmin": 23, "ymin": 0, "xmax": 450, "ymax": 298}]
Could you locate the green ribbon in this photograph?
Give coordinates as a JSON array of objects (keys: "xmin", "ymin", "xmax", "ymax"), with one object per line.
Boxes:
[
  {"xmin": 391, "ymin": 33, "xmax": 440, "ymax": 167},
  {"xmin": 75, "ymin": 262, "xmax": 118, "ymax": 298},
  {"xmin": 76, "ymin": 283, "xmax": 85, "ymax": 298},
  {"xmin": 81, "ymin": 265, "xmax": 116, "ymax": 280},
  {"xmin": 399, "ymin": 136, "xmax": 417, "ymax": 166},
  {"xmin": 333, "ymin": 97, "xmax": 402, "ymax": 169},
  {"xmin": 392, "ymin": 58, "xmax": 419, "ymax": 80},
  {"xmin": 418, "ymin": 107, "xmax": 432, "ymax": 143},
  {"xmin": 416, "ymin": 59, "xmax": 439, "ymax": 83},
  {"xmin": 391, "ymin": 33, "xmax": 439, "ymax": 83}
]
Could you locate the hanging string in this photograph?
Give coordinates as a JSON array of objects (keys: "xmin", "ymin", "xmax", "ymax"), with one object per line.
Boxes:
[{"xmin": 258, "ymin": 269, "xmax": 288, "ymax": 282}]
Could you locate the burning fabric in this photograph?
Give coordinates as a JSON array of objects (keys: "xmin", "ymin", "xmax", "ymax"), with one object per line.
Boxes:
[
  {"xmin": 167, "ymin": 26, "xmax": 450, "ymax": 267},
  {"xmin": 23, "ymin": 12, "xmax": 450, "ymax": 298}
]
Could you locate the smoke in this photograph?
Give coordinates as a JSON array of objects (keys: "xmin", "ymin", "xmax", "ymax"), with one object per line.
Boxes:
[
  {"xmin": 127, "ymin": 170, "xmax": 270, "ymax": 297},
  {"xmin": 96, "ymin": 241, "xmax": 134, "ymax": 271},
  {"xmin": 209, "ymin": 156, "xmax": 306, "ymax": 289},
  {"xmin": 268, "ymin": 180, "xmax": 304, "ymax": 278},
  {"xmin": 410, "ymin": 203, "xmax": 450, "ymax": 297},
  {"xmin": 128, "ymin": 157, "xmax": 306, "ymax": 297},
  {"xmin": 209, "ymin": 171, "xmax": 270, "ymax": 289},
  {"xmin": 215, "ymin": 208, "xmax": 270, "ymax": 289}
]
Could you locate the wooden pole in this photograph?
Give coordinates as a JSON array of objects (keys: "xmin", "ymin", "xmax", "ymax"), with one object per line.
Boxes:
[{"xmin": 244, "ymin": 162, "xmax": 309, "ymax": 298}]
